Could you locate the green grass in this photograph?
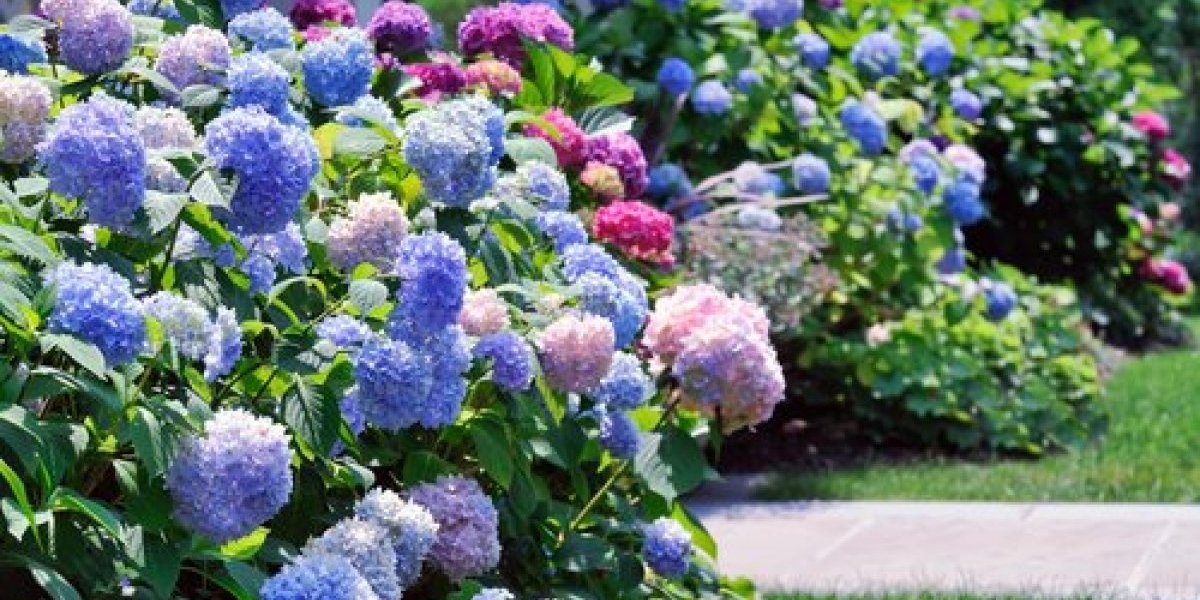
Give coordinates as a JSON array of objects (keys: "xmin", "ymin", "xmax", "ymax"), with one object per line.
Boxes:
[
  {"xmin": 765, "ymin": 594, "xmax": 1113, "ymax": 600},
  {"xmin": 758, "ymin": 325, "xmax": 1200, "ymax": 503}
]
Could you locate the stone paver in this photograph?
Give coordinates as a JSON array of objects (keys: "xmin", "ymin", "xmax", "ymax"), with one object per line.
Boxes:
[{"xmin": 691, "ymin": 500, "xmax": 1200, "ymax": 599}]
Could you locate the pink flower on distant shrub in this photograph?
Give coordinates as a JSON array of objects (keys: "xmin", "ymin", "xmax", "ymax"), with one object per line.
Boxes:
[
  {"xmin": 1159, "ymin": 202, "xmax": 1181, "ymax": 222},
  {"xmin": 1132, "ymin": 111, "xmax": 1170, "ymax": 142},
  {"xmin": 1140, "ymin": 258, "xmax": 1192, "ymax": 294},
  {"xmin": 1161, "ymin": 148, "xmax": 1192, "ymax": 189},
  {"xmin": 947, "ymin": 5, "xmax": 982, "ymax": 20},
  {"xmin": 580, "ymin": 162, "xmax": 625, "ymax": 201},
  {"xmin": 585, "ymin": 132, "xmax": 649, "ymax": 197},
  {"xmin": 592, "ymin": 201, "xmax": 674, "ymax": 265},
  {"xmin": 290, "ymin": 0, "xmax": 355, "ymax": 32},
  {"xmin": 402, "ymin": 54, "xmax": 467, "ymax": 100},
  {"xmin": 464, "ymin": 59, "xmax": 522, "ymax": 96},
  {"xmin": 457, "ymin": 2, "xmax": 574, "ymax": 68},
  {"xmin": 1131, "ymin": 209, "xmax": 1153, "ymax": 236},
  {"xmin": 524, "ymin": 108, "xmax": 587, "ymax": 168}
]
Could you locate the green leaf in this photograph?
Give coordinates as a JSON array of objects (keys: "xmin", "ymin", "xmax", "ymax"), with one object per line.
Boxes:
[
  {"xmin": 24, "ymin": 559, "xmax": 82, "ymax": 600},
  {"xmin": 144, "ymin": 191, "xmax": 189, "ymax": 234},
  {"xmin": 129, "ymin": 407, "xmax": 171, "ymax": 478},
  {"xmin": 348, "ymin": 279, "xmax": 388, "ymax": 314},
  {"xmin": 633, "ymin": 427, "xmax": 707, "ymax": 503},
  {"xmin": 402, "ymin": 450, "xmax": 456, "ymax": 484},
  {"xmin": 334, "ymin": 127, "xmax": 388, "ymax": 158},
  {"xmin": 469, "ymin": 413, "xmax": 514, "ymax": 488},
  {"xmin": 505, "ymin": 137, "xmax": 558, "ymax": 166},
  {"xmin": 218, "ymin": 528, "xmax": 267, "ymax": 561},
  {"xmin": 0, "ymin": 281, "xmax": 30, "ymax": 326},
  {"xmin": 39, "ymin": 333, "xmax": 106, "ymax": 377},
  {"xmin": 671, "ymin": 503, "xmax": 717, "ymax": 559},
  {"xmin": 180, "ymin": 84, "xmax": 222, "ymax": 109},
  {"xmin": 49, "ymin": 488, "xmax": 123, "ymax": 541},
  {"xmin": 0, "ymin": 224, "xmax": 57, "ymax": 266},
  {"xmin": 190, "ymin": 171, "xmax": 229, "ymax": 209},
  {"xmin": 0, "ymin": 459, "xmax": 40, "ymax": 548},
  {"xmin": 281, "ymin": 379, "xmax": 340, "ymax": 455}
]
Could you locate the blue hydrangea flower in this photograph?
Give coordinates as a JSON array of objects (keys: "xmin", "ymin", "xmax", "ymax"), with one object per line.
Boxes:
[
  {"xmin": 165, "ymin": 409, "xmax": 293, "ymax": 544},
  {"xmin": 839, "ymin": 101, "xmax": 887, "ymax": 156},
  {"xmin": 936, "ymin": 245, "xmax": 966, "ymax": 275},
  {"xmin": 307, "ymin": 518, "xmax": 401, "ymax": 600},
  {"xmin": 910, "ymin": 154, "xmax": 940, "ymax": 194},
  {"xmin": 646, "ymin": 164, "xmax": 693, "ymax": 202},
  {"xmin": 129, "ymin": 0, "xmax": 182, "ymax": 21},
  {"xmin": 242, "ymin": 223, "xmax": 308, "ymax": 274},
  {"xmin": 732, "ymin": 162, "xmax": 783, "ymax": 197},
  {"xmin": 793, "ymin": 32, "xmax": 830, "ymax": 69},
  {"xmin": 336, "ymin": 95, "xmax": 401, "ymax": 134},
  {"xmin": 642, "ymin": 518, "xmax": 692, "ymax": 578},
  {"xmin": 261, "ymin": 554, "xmax": 380, "ymax": 600},
  {"xmin": 691, "ymin": 80, "xmax": 732, "ymax": 115},
  {"xmin": 850, "ymin": 31, "xmax": 901, "ymax": 79},
  {"xmin": 576, "ymin": 273, "xmax": 646, "ymax": 349},
  {"xmin": 462, "ymin": 95, "xmax": 506, "ymax": 165},
  {"xmin": 792, "ymin": 93, "xmax": 818, "ymax": 127},
  {"xmin": 982, "ymin": 280, "xmax": 1017, "ymax": 321},
  {"xmin": 656, "ymin": 58, "xmax": 694, "ymax": 96},
  {"xmin": 403, "ymin": 99, "xmax": 502, "ymax": 207},
  {"xmin": 535, "ymin": 211, "xmax": 588, "ymax": 252},
  {"xmin": 950, "ymin": 88, "xmax": 983, "ymax": 120},
  {"xmin": 203, "ymin": 307, "xmax": 242, "ymax": 382},
  {"xmin": 737, "ymin": 206, "xmax": 783, "ymax": 230},
  {"xmin": 386, "ymin": 316, "xmax": 472, "ymax": 428},
  {"xmin": 512, "ymin": 161, "xmax": 569, "ymax": 211},
  {"xmin": 354, "ymin": 488, "xmax": 439, "ymax": 587},
  {"xmin": 472, "ymin": 589, "xmax": 515, "ymax": 600},
  {"xmin": 733, "ymin": 68, "xmax": 762, "ymax": 92},
  {"xmin": 229, "ymin": 52, "xmax": 291, "ymax": 115},
  {"xmin": 40, "ymin": 94, "xmax": 145, "ymax": 229},
  {"xmin": 942, "ymin": 173, "xmax": 985, "ymax": 225},
  {"xmin": 394, "ymin": 233, "xmax": 468, "ymax": 333},
  {"xmin": 229, "ymin": 7, "xmax": 295, "ymax": 50},
  {"xmin": 58, "ymin": 0, "xmax": 134, "ymax": 75},
  {"xmin": 745, "ymin": 0, "xmax": 801, "ymax": 29},
  {"xmin": 562, "ymin": 244, "xmax": 623, "ymax": 282},
  {"xmin": 220, "ymin": 0, "xmax": 262, "ymax": 19},
  {"xmin": 317, "ymin": 315, "xmax": 373, "ymax": 348},
  {"xmin": 204, "ymin": 107, "xmax": 319, "ymax": 234},
  {"xmin": 916, "ymin": 29, "xmax": 954, "ymax": 76},
  {"xmin": 886, "ymin": 207, "xmax": 923, "ymax": 234},
  {"xmin": 301, "ymin": 27, "xmax": 374, "ymax": 107},
  {"xmin": 353, "ymin": 336, "xmax": 434, "ymax": 431},
  {"xmin": 143, "ymin": 292, "xmax": 212, "ymax": 361},
  {"xmin": 45, "ymin": 261, "xmax": 146, "ymax": 367},
  {"xmin": 473, "ymin": 330, "xmax": 535, "ymax": 391},
  {"xmin": 242, "ymin": 253, "xmax": 276, "ymax": 293},
  {"xmin": 792, "ymin": 153, "xmax": 831, "ymax": 194},
  {"xmin": 409, "ymin": 476, "xmax": 500, "ymax": 581},
  {"xmin": 587, "ymin": 352, "xmax": 652, "ymax": 410},
  {"xmin": 0, "ymin": 33, "xmax": 47, "ymax": 73},
  {"xmin": 597, "ymin": 408, "xmax": 639, "ymax": 459}
]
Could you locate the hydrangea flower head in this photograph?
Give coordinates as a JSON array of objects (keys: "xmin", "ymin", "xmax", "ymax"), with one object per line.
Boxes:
[
  {"xmin": 221, "ymin": 0, "xmax": 264, "ymax": 19},
  {"xmin": 909, "ymin": 154, "xmax": 940, "ymax": 194},
  {"xmin": 327, "ymin": 192, "xmax": 409, "ymax": 270},
  {"xmin": 584, "ymin": 132, "xmax": 648, "ymax": 197},
  {"xmin": 401, "ymin": 55, "xmax": 468, "ymax": 98},
  {"xmin": 129, "ymin": 0, "xmax": 181, "ymax": 20},
  {"xmin": 587, "ymin": 352, "xmax": 652, "ymax": 410},
  {"xmin": 45, "ymin": 261, "xmax": 146, "ymax": 367},
  {"xmin": 367, "ymin": 1, "xmax": 431, "ymax": 56},
  {"xmin": 143, "ymin": 292, "xmax": 213, "ymax": 361},
  {"xmin": 734, "ymin": 68, "xmax": 762, "ymax": 92},
  {"xmin": 643, "ymin": 283, "xmax": 769, "ymax": 364},
  {"xmin": 792, "ymin": 93, "xmax": 818, "ymax": 127},
  {"xmin": 981, "ymin": 280, "xmax": 1017, "ymax": 321},
  {"xmin": 592, "ymin": 201, "xmax": 674, "ymax": 265},
  {"xmin": 794, "ymin": 32, "xmax": 830, "ymax": 69},
  {"xmin": 942, "ymin": 173, "xmax": 985, "ymax": 225},
  {"xmin": 792, "ymin": 153, "xmax": 831, "ymax": 194},
  {"xmin": 230, "ymin": 8, "xmax": 296, "ymax": 50},
  {"xmin": 261, "ymin": 554, "xmax": 380, "ymax": 600},
  {"xmin": 473, "ymin": 330, "xmax": 535, "ymax": 391},
  {"xmin": 302, "ymin": 27, "xmax": 374, "ymax": 107},
  {"xmin": 537, "ymin": 313, "xmax": 615, "ymax": 393},
  {"xmin": 465, "ymin": 59, "xmax": 523, "ymax": 96},
  {"xmin": 307, "ymin": 518, "xmax": 401, "ymax": 600},
  {"xmin": 403, "ymin": 99, "xmax": 503, "ymax": 207},
  {"xmin": 203, "ymin": 307, "xmax": 242, "ymax": 381},
  {"xmin": 386, "ymin": 317, "xmax": 472, "ymax": 427},
  {"xmin": 1133, "ymin": 111, "xmax": 1170, "ymax": 142},
  {"xmin": 57, "ymin": 0, "xmax": 133, "ymax": 75},
  {"xmin": 731, "ymin": 161, "xmax": 784, "ymax": 197},
  {"xmin": 354, "ymin": 488, "xmax": 439, "ymax": 587},
  {"xmin": 597, "ymin": 408, "xmax": 639, "ymax": 459},
  {"xmin": 229, "ymin": 52, "xmax": 291, "ymax": 115},
  {"xmin": 1162, "ymin": 148, "xmax": 1192, "ymax": 189},
  {"xmin": 473, "ymin": 589, "xmax": 515, "ymax": 600},
  {"xmin": 0, "ymin": 71, "xmax": 51, "ymax": 163},
  {"xmin": 457, "ymin": 2, "xmax": 574, "ymax": 67},
  {"xmin": 354, "ymin": 336, "xmax": 434, "ymax": 430},
  {"xmin": 0, "ymin": 33, "xmax": 47, "ymax": 74},
  {"xmin": 166, "ymin": 409, "xmax": 292, "ymax": 543},
  {"xmin": 156, "ymin": 25, "xmax": 230, "ymax": 90},
  {"xmin": 394, "ymin": 232, "xmax": 468, "ymax": 332},
  {"xmin": 503, "ymin": 161, "xmax": 570, "ymax": 210},
  {"xmin": 936, "ymin": 244, "xmax": 967, "ymax": 275},
  {"xmin": 737, "ymin": 205, "xmax": 784, "ymax": 230},
  {"xmin": 134, "ymin": 106, "xmax": 196, "ymax": 150},
  {"xmin": 290, "ymin": 0, "xmax": 356, "ymax": 32},
  {"xmin": 657, "ymin": 57, "xmax": 694, "ymax": 96},
  {"xmin": 850, "ymin": 31, "xmax": 901, "ymax": 79},
  {"xmin": 575, "ymin": 273, "xmax": 647, "ymax": 349},
  {"xmin": 943, "ymin": 144, "xmax": 986, "ymax": 182},
  {"xmin": 916, "ymin": 29, "xmax": 954, "ymax": 76},
  {"xmin": 40, "ymin": 94, "xmax": 145, "ymax": 228},
  {"xmin": 536, "ymin": 211, "xmax": 588, "ymax": 252},
  {"xmin": 204, "ymin": 106, "xmax": 318, "ymax": 234},
  {"xmin": 647, "ymin": 163, "xmax": 693, "ymax": 201},
  {"xmin": 840, "ymin": 100, "xmax": 887, "ymax": 155},
  {"xmin": 410, "ymin": 476, "xmax": 501, "ymax": 581},
  {"xmin": 691, "ymin": 80, "xmax": 733, "ymax": 116},
  {"xmin": 459, "ymin": 288, "xmax": 510, "ymax": 336},
  {"xmin": 950, "ymin": 88, "xmax": 982, "ymax": 120},
  {"xmin": 561, "ymin": 243, "xmax": 623, "ymax": 281},
  {"xmin": 524, "ymin": 108, "xmax": 587, "ymax": 167},
  {"xmin": 674, "ymin": 317, "xmax": 784, "ymax": 430},
  {"xmin": 579, "ymin": 162, "xmax": 625, "ymax": 201},
  {"xmin": 316, "ymin": 314, "xmax": 373, "ymax": 348},
  {"xmin": 643, "ymin": 518, "xmax": 692, "ymax": 578},
  {"xmin": 745, "ymin": 0, "xmax": 802, "ymax": 29}
]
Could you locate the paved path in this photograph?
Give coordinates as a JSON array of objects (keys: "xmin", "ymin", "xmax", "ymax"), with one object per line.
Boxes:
[{"xmin": 691, "ymin": 500, "xmax": 1200, "ymax": 599}]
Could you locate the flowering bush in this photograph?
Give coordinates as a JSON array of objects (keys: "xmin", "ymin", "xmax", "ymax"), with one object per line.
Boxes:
[{"xmin": 0, "ymin": 2, "xmax": 773, "ymax": 597}]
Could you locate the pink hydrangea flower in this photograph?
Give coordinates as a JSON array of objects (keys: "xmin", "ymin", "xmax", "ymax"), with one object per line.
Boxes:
[
  {"xmin": 457, "ymin": 2, "xmax": 574, "ymax": 68},
  {"xmin": 1142, "ymin": 258, "xmax": 1191, "ymax": 294},
  {"xmin": 459, "ymin": 288, "xmax": 510, "ymax": 336},
  {"xmin": 464, "ymin": 59, "xmax": 522, "ymax": 96},
  {"xmin": 673, "ymin": 319, "xmax": 785, "ymax": 432},
  {"xmin": 1132, "ymin": 111, "xmax": 1170, "ymax": 142},
  {"xmin": 524, "ymin": 108, "xmax": 587, "ymax": 168},
  {"xmin": 579, "ymin": 162, "xmax": 625, "ymax": 201},
  {"xmin": 402, "ymin": 54, "xmax": 468, "ymax": 100},
  {"xmin": 592, "ymin": 201, "xmax": 674, "ymax": 265},
  {"xmin": 536, "ymin": 313, "xmax": 615, "ymax": 393},
  {"xmin": 642, "ymin": 284, "xmax": 769, "ymax": 364},
  {"xmin": 943, "ymin": 143, "xmax": 986, "ymax": 182},
  {"xmin": 585, "ymin": 132, "xmax": 649, "ymax": 197},
  {"xmin": 326, "ymin": 192, "xmax": 409, "ymax": 270},
  {"xmin": 1159, "ymin": 202, "xmax": 1181, "ymax": 222},
  {"xmin": 1162, "ymin": 148, "xmax": 1192, "ymax": 189}
]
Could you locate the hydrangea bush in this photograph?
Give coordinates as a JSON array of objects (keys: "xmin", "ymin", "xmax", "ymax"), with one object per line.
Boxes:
[{"xmin": 0, "ymin": 1, "xmax": 775, "ymax": 597}]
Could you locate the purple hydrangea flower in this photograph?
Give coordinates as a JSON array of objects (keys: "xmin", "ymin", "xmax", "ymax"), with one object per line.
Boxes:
[
  {"xmin": 535, "ymin": 211, "xmax": 588, "ymax": 252},
  {"xmin": 642, "ymin": 518, "xmax": 692, "ymax": 578},
  {"xmin": 166, "ymin": 409, "xmax": 293, "ymax": 543},
  {"xmin": 45, "ymin": 261, "xmax": 146, "ymax": 366},
  {"xmin": 950, "ymin": 88, "xmax": 983, "ymax": 120},
  {"xmin": 134, "ymin": 106, "xmax": 196, "ymax": 150},
  {"xmin": 472, "ymin": 330, "xmax": 535, "ymax": 391},
  {"xmin": 410, "ymin": 476, "xmax": 501, "ymax": 581},
  {"xmin": 58, "ymin": 0, "xmax": 133, "ymax": 75},
  {"xmin": 457, "ymin": 2, "xmax": 574, "ymax": 67},
  {"xmin": 40, "ymin": 94, "xmax": 145, "ymax": 229},
  {"xmin": 366, "ymin": 1, "xmax": 432, "ymax": 56},
  {"xmin": 155, "ymin": 25, "xmax": 231, "ymax": 91},
  {"xmin": 584, "ymin": 132, "xmax": 648, "ymax": 198},
  {"xmin": 691, "ymin": 80, "xmax": 733, "ymax": 115},
  {"xmin": 289, "ymin": 0, "xmax": 356, "ymax": 32},
  {"xmin": 597, "ymin": 408, "xmax": 639, "ymax": 459},
  {"xmin": 394, "ymin": 233, "xmax": 468, "ymax": 333},
  {"xmin": 657, "ymin": 57, "xmax": 694, "ymax": 97},
  {"xmin": 301, "ymin": 27, "xmax": 374, "ymax": 107}
]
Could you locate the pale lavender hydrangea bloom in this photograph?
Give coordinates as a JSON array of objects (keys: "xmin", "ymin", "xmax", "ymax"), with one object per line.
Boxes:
[
  {"xmin": 155, "ymin": 25, "xmax": 231, "ymax": 91},
  {"xmin": 458, "ymin": 288, "xmax": 510, "ymax": 336},
  {"xmin": 327, "ymin": 193, "xmax": 409, "ymax": 270},
  {"xmin": 203, "ymin": 307, "xmax": 242, "ymax": 381},
  {"xmin": 536, "ymin": 313, "xmax": 615, "ymax": 393},
  {"xmin": 57, "ymin": 0, "xmax": 133, "ymax": 75},
  {"xmin": 261, "ymin": 554, "xmax": 380, "ymax": 600},
  {"xmin": 143, "ymin": 291, "xmax": 212, "ymax": 361},
  {"xmin": 0, "ymin": 71, "xmax": 51, "ymax": 163},
  {"xmin": 306, "ymin": 518, "xmax": 402, "ymax": 599},
  {"xmin": 410, "ymin": 476, "xmax": 501, "ymax": 581},
  {"xmin": 134, "ymin": 106, "xmax": 196, "ymax": 150},
  {"xmin": 353, "ymin": 488, "xmax": 439, "ymax": 586}
]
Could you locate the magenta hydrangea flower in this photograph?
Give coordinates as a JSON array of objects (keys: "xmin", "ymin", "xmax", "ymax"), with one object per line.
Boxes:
[
  {"xmin": 465, "ymin": 59, "xmax": 522, "ymax": 96},
  {"xmin": 536, "ymin": 313, "xmax": 615, "ymax": 393},
  {"xmin": 457, "ymin": 2, "xmax": 574, "ymax": 67},
  {"xmin": 524, "ymin": 108, "xmax": 588, "ymax": 168},
  {"xmin": 290, "ymin": 0, "xmax": 356, "ymax": 32},
  {"xmin": 366, "ymin": 1, "xmax": 431, "ymax": 56},
  {"xmin": 401, "ymin": 55, "xmax": 468, "ymax": 99},
  {"xmin": 585, "ymin": 132, "xmax": 649, "ymax": 197}
]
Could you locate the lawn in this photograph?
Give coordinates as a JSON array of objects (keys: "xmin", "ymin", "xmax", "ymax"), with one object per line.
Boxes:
[{"xmin": 757, "ymin": 326, "xmax": 1200, "ymax": 502}]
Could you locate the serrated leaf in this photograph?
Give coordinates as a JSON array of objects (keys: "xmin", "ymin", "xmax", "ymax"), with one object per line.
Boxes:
[
  {"xmin": 333, "ymin": 127, "xmax": 388, "ymax": 158},
  {"xmin": 39, "ymin": 333, "xmax": 106, "ymax": 377},
  {"xmin": 180, "ymin": 84, "xmax": 222, "ymax": 108},
  {"xmin": 348, "ymin": 279, "xmax": 388, "ymax": 313},
  {"xmin": 505, "ymin": 136, "xmax": 558, "ymax": 166},
  {"xmin": 190, "ymin": 171, "xmax": 229, "ymax": 209},
  {"xmin": 0, "ymin": 224, "xmax": 57, "ymax": 265},
  {"xmin": 144, "ymin": 191, "xmax": 189, "ymax": 234}
]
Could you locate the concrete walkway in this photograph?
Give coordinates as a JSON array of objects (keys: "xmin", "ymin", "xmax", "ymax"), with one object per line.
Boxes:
[{"xmin": 691, "ymin": 500, "xmax": 1200, "ymax": 599}]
